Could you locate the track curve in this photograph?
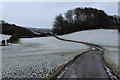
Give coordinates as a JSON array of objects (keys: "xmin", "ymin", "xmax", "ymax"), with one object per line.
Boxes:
[{"xmin": 53, "ymin": 35, "xmax": 118, "ymax": 79}]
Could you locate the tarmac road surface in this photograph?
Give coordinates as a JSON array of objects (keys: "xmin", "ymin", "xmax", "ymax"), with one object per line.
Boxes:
[
  {"xmin": 58, "ymin": 50, "xmax": 109, "ymax": 78},
  {"xmin": 54, "ymin": 35, "xmax": 118, "ymax": 79}
]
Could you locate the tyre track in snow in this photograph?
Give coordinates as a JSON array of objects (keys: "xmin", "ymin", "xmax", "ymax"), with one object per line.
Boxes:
[{"xmin": 53, "ymin": 35, "xmax": 118, "ymax": 80}]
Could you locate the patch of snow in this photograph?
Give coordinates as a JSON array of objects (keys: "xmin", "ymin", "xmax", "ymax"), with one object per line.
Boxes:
[
  {"xmin": 91, "ymin": 47, "xmax": 96, "ymax": 51},
  {"xmin": 105, "ymin": 65, "xmax": 118, "ymax": 80}
]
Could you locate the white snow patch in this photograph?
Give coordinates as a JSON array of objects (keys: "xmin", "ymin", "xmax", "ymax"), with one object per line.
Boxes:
[
  {"xmin": 92, "ymin": 47, "xmax": 96, "ymax": 51},
  {"xmin": 105, "ymin": 65, "xmax": 118, "ymax": 80}
]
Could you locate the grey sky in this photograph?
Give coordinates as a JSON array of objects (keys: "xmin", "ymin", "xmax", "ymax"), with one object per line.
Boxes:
[{"xmin": 2, "ymin": 2, "xmax": 118, "ymax": 28}]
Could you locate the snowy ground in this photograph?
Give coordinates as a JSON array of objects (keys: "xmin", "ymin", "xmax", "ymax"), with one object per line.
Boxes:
[
  {"xmin": 61, "ymin": 29, "xmax": 118, "ymax": 47},
  {"xmin": 1, "ymin": 29, "xmax": 119, "ymax": 78},
  {"xmin": 2, "ymin": 35, "xmax": 89, "ymax": 78},
  {"xmin": 0, "ymin": 34, "xmax": 11, "ymax": 79},
  {"xmin": 0, "ymin": 34, "xmax": 11, "ymax": 41},
  {"xmin": 61, "ymin": 29, "xmax": 119, "ymax": 75},
  {"xmin": 103, "ymin": 46, "xmax": 118, "ymax": 74}
]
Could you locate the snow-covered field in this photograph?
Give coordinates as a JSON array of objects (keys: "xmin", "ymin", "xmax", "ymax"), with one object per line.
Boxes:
[
  {"xmin": 61, "ymin": 29, "xmax": 118, "ymax": 47},
  {"xmin": 103, "ymin": 46, "xmax": 118, "ymax": 74},
  {"xmin": 61, "ymin": 29, "xmax": 119, "ymax": 75},
  {"xmin": 2, "ymin": 35, "xmax": 89, "ymax": 78},
  {"xmin": 0, "ymin": 34, "xmax": 11, "ymax": 79},
  {"xmin": 0, "ymin": 34, "xmax": 11, "ymax": 41},
  {"xmin": 1, "ymin": 29, "xmax": 119, "ymax": 78}
]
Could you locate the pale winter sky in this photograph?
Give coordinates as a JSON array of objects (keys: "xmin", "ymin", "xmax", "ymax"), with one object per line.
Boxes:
[{"xmin": 2, "ymin": 2, "xmax": 119, "ymax": 28}]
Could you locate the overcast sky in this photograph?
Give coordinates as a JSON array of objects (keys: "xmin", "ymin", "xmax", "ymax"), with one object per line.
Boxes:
[{"xmin": 2, "ymin": 2, "xmax": 118, "ymax": 28}]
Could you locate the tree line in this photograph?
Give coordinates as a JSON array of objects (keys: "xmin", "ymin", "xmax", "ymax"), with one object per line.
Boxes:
[
  {"xmin": 52, "ymin": 7, "xmax": 120, "ymax": 35},
  {"xmin": 1, "ymin": 20, "xmax": 37, "ymax": 37},
  {"xmin": 0, "ymin": 20, "xmax": 47, "ymax": 43}
]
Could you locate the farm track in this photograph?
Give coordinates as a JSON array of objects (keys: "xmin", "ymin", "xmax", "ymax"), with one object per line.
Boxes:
[{"xmin": 54, "ymin": 35, "xmax": 118, "ymax": 79}]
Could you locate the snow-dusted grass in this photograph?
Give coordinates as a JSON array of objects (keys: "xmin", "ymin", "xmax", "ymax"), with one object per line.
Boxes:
[
  {"xmin": 103, "ymin": 46, "xmax": 118, "ymax": 74},
  {"xmin": 2, "ymin": 36, "xmax": 89, "ymax": 78},
  {"xmin": 61, "ymin": 29, "xmax": 119, "ymax": 75},
  {"xmin": 61, "ymin": 29, "xmax": 118, "ymax": 47},
  {"xmin": 0, "ymin": 34, "xmax": 11, "ymax": 47},
  {"xmin": 0, "ymin": 34, "xmax": 11, "ymax": 41},
  {"xmin": 0, "ymin": 34, "xmax": 11, "ymax": 79},
  {"xmin": 0, "ymin": 46, "xmax": 1, "ymax": 80},
  {"xmin": 2, "ymin": 29, "xmax": 119, "ymax": 78}
]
